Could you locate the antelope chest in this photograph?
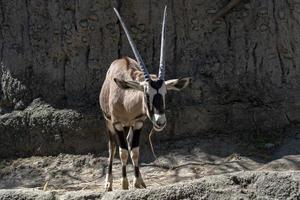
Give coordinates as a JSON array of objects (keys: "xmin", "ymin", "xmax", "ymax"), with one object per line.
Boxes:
[{"xmin": 111, "ymin": 93, "xmax": 145, "ymax": 126}]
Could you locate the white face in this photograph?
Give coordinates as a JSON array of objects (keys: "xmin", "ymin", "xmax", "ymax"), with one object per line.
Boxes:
[{"xmin": 144, "ymin": 80, "xmax": 167, "ymax": 131}]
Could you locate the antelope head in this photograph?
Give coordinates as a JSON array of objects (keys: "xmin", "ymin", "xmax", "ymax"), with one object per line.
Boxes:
[{"xmin": 113, "ymin": 6, "xmax": 191, "ymax": 132}]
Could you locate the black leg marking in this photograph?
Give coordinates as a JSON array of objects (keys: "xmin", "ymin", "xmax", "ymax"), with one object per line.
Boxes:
[
  {"xmin": 105, "ymin": 126, "xmax": 116, "ymax": 191},
  {"xmin": 122, "ymin": 166, "xmax": 127, "ymax": 178},
  {"xmin": 131, "ymin": 129, "xmax": 141, "ymax": 150},
  {"xmin": 115, "ymin": 130, "xmax": 128, "ymax": 150},
  {"xmin": 107, "ymin": 132, "xmax": 116, "ymax": 175},
  {"xmin": 108, "ymin": 160, "xmax": 113, "ymax": 174},
  {"xmin": 130, "ymin": 129, "xmax": 141, "ymax": 178},
  {"xmin": 123, "ymin": 126, "xmax": 129, "ymax": 135},
  {"xmin": 134, "ymin": 166, "xmax": 140, "ymax": 177}
]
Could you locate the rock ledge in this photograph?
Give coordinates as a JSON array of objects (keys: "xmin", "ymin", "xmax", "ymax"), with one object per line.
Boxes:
[{"xmin": 0, "ymin": 171, "xmax": 299, "ymax": 200}]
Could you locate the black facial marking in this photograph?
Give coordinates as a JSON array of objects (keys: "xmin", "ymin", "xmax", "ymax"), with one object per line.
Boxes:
[
  {"xmin": 153, "ymin": 94, "xmax": 164, "ymax": 113},
  {"xmin": 146, "ymin": 94, "xmax": 154, "ymax": 116},
  {"xmin": 145, "ymin": 80, "xmax": 165, "ymax": 117},
  {"xmin": 149, "ymin": 79, "xmax": 164, "ymax": 90}
]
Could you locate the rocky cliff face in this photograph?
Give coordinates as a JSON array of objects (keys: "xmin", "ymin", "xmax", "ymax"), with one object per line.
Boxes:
[{"xmin": 1, "ymin": 0, "xmax": 300, "ymax": 157}]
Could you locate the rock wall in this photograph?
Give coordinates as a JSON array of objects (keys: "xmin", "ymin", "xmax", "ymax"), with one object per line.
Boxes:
[{"xmin": 1, "ymin": 0, "xmax": 300, "ymax": 157}]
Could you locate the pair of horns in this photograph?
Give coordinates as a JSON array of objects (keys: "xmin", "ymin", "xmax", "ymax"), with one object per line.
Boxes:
[{"xmin": 113, "ymin": 6, "xmax": 167, "ymax": 81}]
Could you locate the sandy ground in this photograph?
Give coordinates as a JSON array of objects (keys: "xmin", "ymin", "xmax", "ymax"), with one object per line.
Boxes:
[{"xmin": 0, "ymin": 135, "xmax": 299, "ymax": 192}]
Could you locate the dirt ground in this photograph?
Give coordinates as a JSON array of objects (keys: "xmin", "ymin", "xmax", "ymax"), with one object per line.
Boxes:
[{"xmin": 0, "ymin": 135, "xmax": 299, "ymax": 192}]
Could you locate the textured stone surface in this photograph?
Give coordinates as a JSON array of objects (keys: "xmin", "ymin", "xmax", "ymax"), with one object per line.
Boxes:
[
  {"xmin": 0, "ymin": 171, "xmax": 299, "ymax": 200},
  {"xmin": 0, "ymin": 99, "xmax": 103, "ymax": 157},
  {"xmin": 0, "ymin": 189, "xmax": 56, "ymax": 200},
  {"xmin": 1, "ymin": 0, "xmax": 300, "ymax": 157},
  {"xmin": 101, "ymin": 171, "xmax": 300, "ymax": 200}
]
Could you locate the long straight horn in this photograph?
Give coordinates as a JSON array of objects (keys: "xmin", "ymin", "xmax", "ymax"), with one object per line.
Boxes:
[
  {"xmin": 113, "ymin": 8, "xmax": 150, "ymax": 81},
  {"xmin": 158, "ymin": 6, "xmax": 167, "ymax": 80}
]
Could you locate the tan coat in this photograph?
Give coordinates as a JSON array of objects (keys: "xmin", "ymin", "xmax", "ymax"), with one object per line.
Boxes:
[{"xmin": 99, "ymin": 57, "xmax": 150, "ymax": 130}]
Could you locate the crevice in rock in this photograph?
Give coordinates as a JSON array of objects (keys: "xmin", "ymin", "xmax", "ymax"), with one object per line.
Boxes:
[
  {"xmin": 272, "ymin": 0, "xmax": 286, "ymax": 84},
  {"xmin": 86, "ymin": 45, "xmax": 90, "ymax": 69},
  {"xmin": 151, "ymin": 35, "xmax": 155, "ymax": 69},
  {"xmin": 226, "ymin": 19, "xmax": 232, "ymax": 48},
  {"xmin": 62, "ymin": 55, "xmax": 68, "ymax": 104},
  {"xmin": 276, "ymin": 44, "xmax": 286, "ymax": 84},
  {"xmin": 259, "ymin": 56, "xmax": 264, "ymax": 75},
  {"xmin": 73, "ymin": 0, "xmax": 78, "ymax": 32},
  {"xmin": 149, "ymin": 0, "xmax": 155, "ymax": 68},
  {"xmin": 0, "ymin": 0, "xmax": 5, "ymax": 63},
  {"xmin": 25, "ymin": 0, "xmax": 33, "ymax": 61},
  {"xmin": 252, "ymin": 42, "xmax": 257, "ymax": 84},
  {"xmin": 289, "ymin": 42, "xmax": 297, "ymax": 69},
  {"xmin": 213, "ymin": 0, "xmax": 242, "ymax": 22},
  {"xmin": 0, "ymin": 0, "xmax": 5, "ymax": 24},
  {"xmin": 285, "ymin": 112, "xmax": 300, "ymax": 125},
  {"xmin": 0, "ymin": 40, "xmax": 3, "ymax": 64},
  {"xmin": 287, "ymin": 4, "xmax": 297, "ymax": 69},
  {"xmin": 171, "ymin": 0, "xmax": 178, "ymax": 77}
]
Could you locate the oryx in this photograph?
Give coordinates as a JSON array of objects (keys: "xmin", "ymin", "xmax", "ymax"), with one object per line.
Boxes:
[{"xmin": 99, "ymin": 6, "xmax": 191, "ymax": 191}]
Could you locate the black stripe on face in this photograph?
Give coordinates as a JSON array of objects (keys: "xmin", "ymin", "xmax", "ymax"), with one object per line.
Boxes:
[
  {"xmin": 153, "ymin": 94, "xmax": 164, "ymax": 113},
  {"xmin": 146, "ymin": 94, "xmax": 153, "ymax": 116}
]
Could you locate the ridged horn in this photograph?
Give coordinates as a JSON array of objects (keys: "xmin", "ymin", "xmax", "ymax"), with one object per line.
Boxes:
[
  {"xmin": 113, "ymin": 8, "xmax": 150, "ymax": 81},
  {"xmin": 158, "ymin": 6, "xmax": 167, "ymax": 80}
]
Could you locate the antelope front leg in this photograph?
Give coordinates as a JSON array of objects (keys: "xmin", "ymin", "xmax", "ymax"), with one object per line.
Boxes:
[
  {"xmin": 131, "ymin": 147, "xmax": 146, "ymax": 188},
  {"xmin": 119, "ymin": 147, "xmax": 129, "ymax": 189},
  {"xmin": 114, "ymin": 124, "xmax": 129, "ymax": 190},
  {"xmin": 128, "ymin": 122, "xmax": 146, "ymax": 188}
]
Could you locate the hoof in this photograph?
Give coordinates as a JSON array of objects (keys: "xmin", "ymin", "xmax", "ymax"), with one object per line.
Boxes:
[
  {"xmin": 105, "ymin": 186, "xmax": 112, "ymax": 192},
  {"xmin": 122, "ymin": 177, "xmax": 129, "ymax": 190},
  {"xmin": 133, "ymin": 177, "xmax": 146, "ymax": 189},
  {"xmin": 105, "ymin": 174, "xmax": 113, "ymax": 192}
]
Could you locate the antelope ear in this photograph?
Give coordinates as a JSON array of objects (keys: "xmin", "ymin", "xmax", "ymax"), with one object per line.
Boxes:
[
  {"xmin": 114, "ymin": 78, "xmax": 144, "ymax": 91},
  {"xmin": 165, "ymin": 77, "xmax": 192, "ymax": 91}
]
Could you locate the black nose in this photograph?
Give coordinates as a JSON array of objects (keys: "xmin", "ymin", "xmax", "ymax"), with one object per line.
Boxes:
[{"xmin": 156, "ymin": 121, "xmax": 166, "ymax": 127}]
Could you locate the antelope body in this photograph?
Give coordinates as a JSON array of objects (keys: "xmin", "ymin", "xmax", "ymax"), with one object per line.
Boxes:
[{"xmin": 99, "ymin": 6, "xmax": 191, "ymax": 191}]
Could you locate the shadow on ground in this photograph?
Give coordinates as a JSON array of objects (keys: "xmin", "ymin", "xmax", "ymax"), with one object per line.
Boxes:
[{"xmin": 0, "ymin": 133, "xmax": 299, "ymax": 191}]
